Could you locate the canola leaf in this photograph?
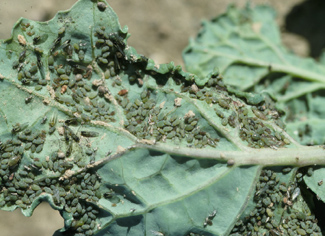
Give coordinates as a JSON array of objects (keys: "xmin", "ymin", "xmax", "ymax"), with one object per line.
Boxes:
[
  {"xmin": 183, "ymin": 4, "xmax": 325, "ymax": 229},
  {"xmin": 0, "ymin": 1, "xmax": 325, "ymax": 236},
  {"xmin": 183, "ymin": 5, "xmax": 325, "ymax": 146},
  {"xmin": 304, "ymin": 168, "xmax": 325, "ymax": 203}
]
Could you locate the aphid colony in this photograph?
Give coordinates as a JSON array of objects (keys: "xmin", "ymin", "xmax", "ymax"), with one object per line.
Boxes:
[
  {"xmin": 237, "ymin": 108, "xmax": 290, "ymax": 149},
  {"xmin": 4, "ymin": 3, "xmax": 301, "ymax": 236},
  {"xmin": 0, "ymin": 126, "xmax": 102, "ymax": 235},
  {"xmin": 230, "ymin": 168, "xmax": 321, "ymax": 236},
  {"xmin": 48, "ymin": 25, "xmax": 123, "ymax": 124},
  {"xmin": 12, "ymin": 21, "xmax": 47, "ymax": 90},
  {"xmin": 12, "ymin": 7, "xmax": 289, "ymax": 153},
  {"xmin": 179, "ymin": 72, "xmax": 290, "ymax": 149},
  {"xmin": 119, "ymin": 88, "xmax": 219, "ymax": 148},
  {"xmin": 13, "ymin": 21, "xmax": 128, "ymax": 125}
]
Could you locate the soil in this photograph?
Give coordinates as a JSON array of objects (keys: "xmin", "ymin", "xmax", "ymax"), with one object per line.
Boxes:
[{"xmin": 0, "ymin": 0, "xmax": 321, "ymax": 235}]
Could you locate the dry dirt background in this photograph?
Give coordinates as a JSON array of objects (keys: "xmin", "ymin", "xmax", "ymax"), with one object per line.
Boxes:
[{"xmin": 0, "ymin": 0, "xmax": 324, "ymax": 235}]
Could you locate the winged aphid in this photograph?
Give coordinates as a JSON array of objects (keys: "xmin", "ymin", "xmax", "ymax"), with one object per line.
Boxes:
[
  {"xmin": 11, "ymin": 123, "xmax": 29, "ymax": 134},
  {"xmin": 81, "ymin": 131, "xmax": 99, "ymax": 138}
]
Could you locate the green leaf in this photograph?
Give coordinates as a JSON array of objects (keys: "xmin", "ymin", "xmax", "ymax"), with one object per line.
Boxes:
[
  {"xmin": 304, "ymin": 168, "xmax": 325, "ymax": 202},
  {"xmin": 0, "ymin": 1, "xmax": 324, "ymax": 235},
  {"xmin": 183, "ymin": 4, "xmax": 325, "ymax": 146},
  {"xmin": 183, "ymin": 4, "xmax": 325, "ymax": 233}
]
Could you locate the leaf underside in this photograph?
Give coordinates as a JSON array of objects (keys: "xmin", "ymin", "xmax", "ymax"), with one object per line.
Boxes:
[
  {"xmin": 0, "ymin": 1, "xmax": 323, "ymax": 236},
  {"xmin": 183, "ymin": 5, "xmax": 325, "ymax": 147},
  {"xmin": 183, "ymin": 6, "xmax": 325, "ymax": 234}
]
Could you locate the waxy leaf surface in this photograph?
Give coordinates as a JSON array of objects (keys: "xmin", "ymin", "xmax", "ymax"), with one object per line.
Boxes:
[{"xmin": 0, "ymin": 1, "xmax": 324, "ymax": 235}]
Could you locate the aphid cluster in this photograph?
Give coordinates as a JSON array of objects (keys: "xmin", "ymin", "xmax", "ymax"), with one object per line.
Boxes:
[
  {"xmin": 237, "ymin": 107, "xmax": 290, "ymax": 149},
  {"xmin": 121, "ymin": 89, "xmax": 219, "ymax": 148},
  {"xmin": 12, "ymin": 21, "xmax": 47, "ymax": 90},
  {"xmin": 178, "ymin": 72, "xmax": 289, "ymax": 149},
  {"xmin": 0, "ymin": 118, "xmax": 105, "ymax": 235},
  {"xmin": 230, "ymin": 168, "xmax": 322, "ymax": 236},
  {"xmin": 4, "ymin": 2, "xmax": 302, "ymax": 235},
  {"xmin": 14, "ymin": 21, "xmax": 130, "ymax": 125},
  {"xmin": 49, "ymin": 24, "xmax": 118, "ymax": 123},
  {"xmin": 0, "ymin": 133, "xmax": 101, "ymax": 235}
]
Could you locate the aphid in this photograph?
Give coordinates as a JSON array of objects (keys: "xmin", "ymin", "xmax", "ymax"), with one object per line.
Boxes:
[
  {"xmin": 29, "ymin": 65, "xmax": 38, "ymax": 74},
  {"xmin": 33, "ymin": 36, "xmax": 40, "ymax": 44},
  {"xmin": 19, "ymin": 50, "xmax": 27, "ymax": 62},
  {"xmin": 31, "ymin": 144, "xmax": 37, "ymax": 153},
  {"xmin": 60, "ymin": 74, "xmax": 69, "ymax": 80},
  {"xmin": 8, "ymin": 155, "xmax": 21, "ymax": 168},
  {"xmin": 102, "ymin": 51, "xmax": 111, "ymax": 58},
  {"xmin": 50, "ymin": 37, "xmax": 61, "ymax": 53},
  {"xmin": 78, "ymin": 50, "xmax": 85, "ymax": 61},
  {"xmin": 184, "ymin": 125, "xmax": 194, "ymax": 131},
  {"xmin": 291, "ymin": 187, "xmax": 300, "ymax": 201},
  {"xmin": 252, "ymin": 133, "xmax": 260, "ymax": 141},
  {"xmin": 17, "ymin": 63, "xmax": 24, "ymax": 72},
  {"xmin": 65, "ymin": 117, "xmax": 80, "ymax": 126},
  {"xmin": 279, "ymin": 185, "xmax": 287, "ymax": 192},
  {"xmin": 227, "ymin": 159, "xmax": 235, "ymax": 166},
  {"xmin": 218, "ymin": 98, "xmax": 229, "ymax": 109},
  {"xmin": 252, "ymin": 108, "xmax": 267, "ymax": 120},
  {"xmin": 215, "ymin": 109, "xmax": 225, "ymax": 118},
  {"xmin": 38, "ymin": 79, "xmax": 47, "ymax": 86},
  {"xmin": 12, "ymin": 60, "xmax": 20, "ymax": 69},
  {"xmin": 34, "ymin": 85, "xmax": 42, "ymax": 91},
  {"xmin": 166, "ymin": 131, "xmax": 176, "ymax": 139},
  {"xmin": 72, "ymin": 42, "xmax": 80, "ymax": 51},
  {"xmin": 296, "ymin": 172, "xmax": 303, "ymax": 179},
  {"xmin": 49, "ymin": 126, "xmax": 56, "ymax": 135},
  {"xmin": 88, "ymin": 92, "xmax": 98, "ymax": 99},
  {"xmin": 48, "ymin": 55, "xmax": 54, "ymax": 66},
  {"xmin": 81, "ymin": 113, "xmax": 90, "ymax": 122},
  {"xmin": 307, "ymin": 167, "xmax": 313, "ymax": 177},
  {"xmin": 104, "ymin": 69, "xmax": 111, "ymax": 79},
  {"xmin": 58, "ymin": 26, "xmax": 66, "ymax": 35},
  {"xmin": 118, "ymin": 89, "xmax": 128, "ymax": 96},
  {"xmin": 110, "ymin": 66, "xmax": 116, "ymax": 77},
  {"xmin": 68, "ymin": 77, "xmax": 76, "ymax": 88},
  {"xmin": 97, "ymin": 2, "xmax": 107, "ymax": 11},
  {"xmin": 12, "ymin": 122, "xmax": 29, "ymax": 133},
  {"xmin": 66, "ymin": 141, "xmax": 73, "ymax": 157},
  {"xmin": 282, "ymin": 167, "xmax": 292, "ymax": 174},
  {"xmin": 25, "ymin": 95, "xmax": 33, "ymax": 104},
  {"xmin": 49, "ymin": 112, "xmax": 58, "ymax": 127},
  {"xmin": 190, "ymin": 120, "xmax": 198, "ymax": 127},
  {"xmin": 98, "ymin": 57, "xmax": 108, "ymax": 64},
  {"xmin": 318, "ymin": 180, "xmax": 323, "ymax": 186},
  {"xmin": 63, "ymin": 124, "xmax": 80, "ymax": 142},
  {"xmin": 208, "ymin": 210, "xmax": 217, "ymax": 219},
  {"xmin": 221, "ymin": 118, "xmax": 228, "ymax": 126},
  {"xmin": 41, "ymin": 116, "xmax": 47, "ymax": 124},
  {"xmin": 84, "ymin": 84, "xmax": 92, "ymax": 92},
  {"xmin": 58, "ymin": 39, "xmax": 71, "ymax": 53},
  {"xmin": 35, "ymin": 144, "xmax": 43, "ymax": 153},
  {"xmin": 33, "ymin": 34, "xmax": 48, "ymax": 46},
  {"xmin": 33, "ymin": 138, "xmax": 44, "ymax": 145},
  {"xmin": 203, "ymin": 218, "xmax": 213, "ymax": 227}
]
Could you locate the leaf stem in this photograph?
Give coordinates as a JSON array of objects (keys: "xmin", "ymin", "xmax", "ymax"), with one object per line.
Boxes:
[{"xmin": 139, "ymin": 143, "xmax": 325, "ymax": 167}]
